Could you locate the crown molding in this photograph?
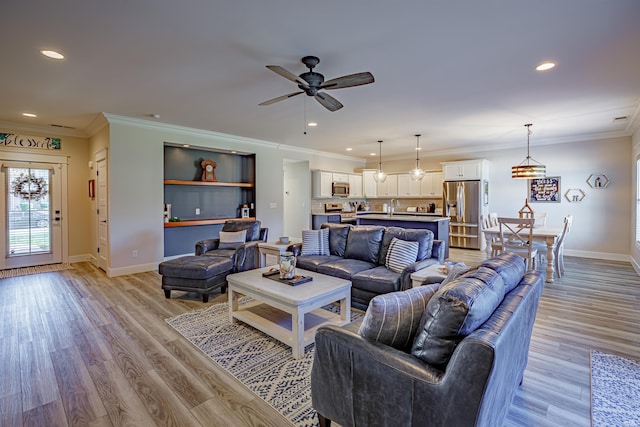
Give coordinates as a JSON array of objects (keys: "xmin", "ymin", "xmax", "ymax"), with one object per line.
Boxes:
[
  {"xmin": 102, "ymin": 113, "xmax": 365, "ymax": 163},
  {"xmin": 0, "ymin": 120, "xmax": 88, "ymax": 138}
]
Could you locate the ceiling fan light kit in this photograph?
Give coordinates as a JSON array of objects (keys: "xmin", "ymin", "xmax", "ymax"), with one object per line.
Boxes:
[
  {"xmin": 373, "ymin": 140, "xmax": 387, "ymax": 183},
  {"xmin": 409, "ymin": 133, "xmax": 426, "ymax": 181},
  {"xmin": 260, "ymin": 56, "xmax": 374, "ymax": 112},
  {"xmin": 512, "ymin": 123, "xmax": 546, "ymax": 179}
]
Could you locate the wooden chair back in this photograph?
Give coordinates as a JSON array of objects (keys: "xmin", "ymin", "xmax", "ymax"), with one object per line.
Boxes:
[{"xmin": 498, "ymin": 217, "xmax": 537, "ymax": 269}]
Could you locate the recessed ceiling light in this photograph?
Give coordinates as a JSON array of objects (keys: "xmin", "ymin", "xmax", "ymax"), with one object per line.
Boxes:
[
  {"xmin": 308, "ymin": 122, "xmax": 317, "ymax": 127},
  {"xmin": 40, "ymin": 50, "xmax": 64, "ymax": 60},
  {"xmin": 346, "ymin": 148, "xmax": 353, "ymax": 151},
  {"xmin": 182, "ymin": 144, "xmax": 190, "ymax": 148},
  {"xmin": 536, "ymin": 62, "xmax": 555, "ymax": 71},
  {"xmin": 22, "ymin": 112, "xmax": 37, "ymax": 118},
  {"xmin": 370, "ymin": 152, "xmax": 376, "ymax": 156}
]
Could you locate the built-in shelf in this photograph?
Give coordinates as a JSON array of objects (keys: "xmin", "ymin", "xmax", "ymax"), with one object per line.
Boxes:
[
  {"xmin": 164, "ymin": 217, "xmax": 257, "ymax": 228},
  {"xmin": 164, "ymin": 179, "xmax": 254, "ymax": 188}
]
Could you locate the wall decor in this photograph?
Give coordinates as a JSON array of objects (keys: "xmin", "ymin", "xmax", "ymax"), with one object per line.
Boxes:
[
  {"xmin": 528, "ymin": 176, "xmax": 560, "ymax": 202},
  {"xmin": 564, "ymin": 188, "xmax": 585, "ymax": 203},
  {"xmin": 0, "ymin": 133, "xmax": 61, "ymax": 150},
  {"xmin": 587, "ymin": 173, "xmax": 609, "ymax": 189},
  {"xmin": 201, "ymin": 158, "xmax": 218, "ymax": 182}
]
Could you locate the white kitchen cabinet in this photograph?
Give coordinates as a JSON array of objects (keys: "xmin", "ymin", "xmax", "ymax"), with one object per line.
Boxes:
[
  {"xmin": 362, "ymin": 169, "xmax": 378, "ymax": 198},
  {"xmin": 377, "ymin": 174, "xmax": 398, "ymax": 197},
  {"xmin": 312, "ymin": 170, "xmax": 333, "ymax": 198},
  {"xmin": 332, "ymin": 173, "xmax": 349, "ymax": 183},
  {"xmin": 442, "ymin": 160, "xmax": 489, "ymax": 181},
  {"xmin": 397, "ymin": 173, "xmax": 421, "ymax": 197},
  {"xmin": 420, "ymin": 171, "xmax": 444, "ymax": 197},
  {"xmin": 348, "ymin": 174, "xmax": 363, "ymax": 198}
]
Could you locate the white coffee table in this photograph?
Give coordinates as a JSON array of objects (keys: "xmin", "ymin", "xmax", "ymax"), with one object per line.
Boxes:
[{"xmin": 226, "ymin": 266, "xmax": 352, "ymax": 359}]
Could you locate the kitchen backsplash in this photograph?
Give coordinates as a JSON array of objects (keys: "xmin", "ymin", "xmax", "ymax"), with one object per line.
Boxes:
[{"xmin": 311, "ymin": 198, "xmax": 443, "ymax": 214}]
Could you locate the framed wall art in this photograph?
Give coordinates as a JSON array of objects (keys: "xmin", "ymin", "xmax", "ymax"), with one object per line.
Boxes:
[
  {"xmin": 528, "ymin": 176, "xmax": 561, "ymax": 203},
  {"xmin": 587, "ymin": 173, "xmax": 609, "ymax": 189}
]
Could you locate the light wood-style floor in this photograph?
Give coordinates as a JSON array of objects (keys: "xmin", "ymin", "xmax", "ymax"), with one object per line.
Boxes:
[{"xmin": 0, "ymin": 250, "xmax": 639, "ymax": 426}]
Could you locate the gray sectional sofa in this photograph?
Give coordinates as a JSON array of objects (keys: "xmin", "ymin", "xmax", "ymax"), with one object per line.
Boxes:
[{"xmin": 290, "ymin": 223, "xmax": 445, "ymax": 310}]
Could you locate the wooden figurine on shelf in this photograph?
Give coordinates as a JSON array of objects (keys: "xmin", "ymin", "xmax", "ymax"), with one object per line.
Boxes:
[{"xmin": 201, "ymin": 159, "xmax": 218, "ymax": 182}]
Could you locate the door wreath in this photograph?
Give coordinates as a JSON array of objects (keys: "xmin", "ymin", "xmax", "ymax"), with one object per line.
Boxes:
[{"xmin": 11, "ymin": 173, "xmax": 48, "ymax": 201}]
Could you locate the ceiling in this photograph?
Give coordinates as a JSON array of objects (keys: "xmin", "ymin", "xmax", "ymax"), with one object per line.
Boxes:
[{"xmin": 2, "ymin": 0, "xmax": 640, "ymax": 160}]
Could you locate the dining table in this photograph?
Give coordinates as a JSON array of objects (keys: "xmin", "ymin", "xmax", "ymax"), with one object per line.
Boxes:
[{"xmin": 483, "ymin": 224, "xmax": 564, "ymax": 283}]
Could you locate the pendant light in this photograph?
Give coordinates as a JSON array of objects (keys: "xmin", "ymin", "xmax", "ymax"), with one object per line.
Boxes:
[
  {"xmin": 512, "ymin": 123, "xmax": 546, "ymax": 179},
  {"xmin": 373, "ymin": 140, "xmax": 387, "ymax": 183},
  {"xmin": 409, "ymin": 134, "xmax": 426, "ymax": 181}
]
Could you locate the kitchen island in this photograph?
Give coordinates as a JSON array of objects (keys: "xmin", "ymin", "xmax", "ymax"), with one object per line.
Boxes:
[{"xmin": 357, "ymin": 214, "xmax": 450, "ymax": 258}]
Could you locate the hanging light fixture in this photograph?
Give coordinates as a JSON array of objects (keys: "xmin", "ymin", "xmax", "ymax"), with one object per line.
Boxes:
[
  {"xmin": 373, "ymin": 140, "xmax": 387, "ymax": 183},
  {"xmin": 409, "ymin": 134, "xmax": 426, "ymax": 181},
  {"xmin": 512, "ymin": 123, "xmax": 546, "ymax": 179}
]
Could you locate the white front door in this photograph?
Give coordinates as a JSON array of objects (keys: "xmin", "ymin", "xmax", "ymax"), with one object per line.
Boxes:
[{"xmin": 0, "ymin": 159, "xmax": 65, "ymax": 269}]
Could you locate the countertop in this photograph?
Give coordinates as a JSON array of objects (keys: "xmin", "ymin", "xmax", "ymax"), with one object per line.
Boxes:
[{"xmin": 358, "ymin": 214, "xmax": 449, "ymax": 222}]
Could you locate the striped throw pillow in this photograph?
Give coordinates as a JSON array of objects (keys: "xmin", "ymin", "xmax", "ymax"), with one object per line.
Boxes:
[
  {"xmin": 385, "ymin": 237, "xmax": 419, "ymax": 273},
  {"xmin": 358, "ymin": 285, "xmax": 439, "ymax": 351},
  {"xmin": 301, "ymin": 228, "xmax": 330, "ymax": 256}
]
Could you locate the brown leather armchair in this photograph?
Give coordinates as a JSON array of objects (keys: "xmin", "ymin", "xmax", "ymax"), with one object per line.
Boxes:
[{"xmin": 195, "ymin": 220, "xmax": 268, "ymax": 272}]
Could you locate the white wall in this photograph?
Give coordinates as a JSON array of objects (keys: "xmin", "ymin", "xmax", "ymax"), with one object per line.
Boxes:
[
  {"xmin": 631, "ymin": 130, "xmax": 640, "ymax": 271},
  {"xmin": 104, "ymin": 114, "xmax": 365, "ymax": 275},
  {"xmin": 368, "ymin": 136, "xmax": 632, "ymax": 260}
]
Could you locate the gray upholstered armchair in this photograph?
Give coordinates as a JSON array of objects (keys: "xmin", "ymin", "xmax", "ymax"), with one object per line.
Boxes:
[{"xmin": 195, "ymin": 220, "xmax": 268, "ymax": 272}]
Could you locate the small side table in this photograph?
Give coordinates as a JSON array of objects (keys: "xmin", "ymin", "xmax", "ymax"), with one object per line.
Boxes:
[
  {"xmin": 258, "ymin": 239, "xmax": 301, "ymax": 267},
  {"xmin": 410, "ymin": 264, "xmax": 446, "ymax": 287}
]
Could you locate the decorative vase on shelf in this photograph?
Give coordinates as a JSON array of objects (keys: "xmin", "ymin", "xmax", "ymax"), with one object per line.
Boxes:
[{"xmin": 279, "ymin": 252, "xmax": 296, "ymax": 280}]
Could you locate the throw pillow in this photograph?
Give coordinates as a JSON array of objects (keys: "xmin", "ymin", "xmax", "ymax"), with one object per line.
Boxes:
[
  {"xmin": 385, "ymin": 237, "xmax": 419, "ymax": 273},
  {"xmin": 301, "ymin": 228, "xmax": 330, "ymax": 256},
  {"xmin": 359, "ymin": 284, "xmax": 439, "ymax": 352},
  {"xmin": 218, "ymin": 230, "xmax": 247, "ymax": 249},
  {"xmin": 411, "ymin": 266, "xmax": 506, "ymax": 369}
]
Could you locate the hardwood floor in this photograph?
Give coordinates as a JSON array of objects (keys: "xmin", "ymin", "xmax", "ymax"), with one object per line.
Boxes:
[{"xmin": 0, "ymin": 251, "xmax": 638, "ymax": 426}]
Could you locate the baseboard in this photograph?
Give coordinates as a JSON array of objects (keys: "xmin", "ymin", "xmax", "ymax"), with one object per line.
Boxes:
[
  {"xmin": 106, "ymin": 262, "xmax": 159, "ymax": 277},
  {"xmin": 563, "ymin": 249, "xmax": 630, "ymax": 263},
  {"xmin": 68, "ymin": 254, "xmax": 95, "ymax": 263}
]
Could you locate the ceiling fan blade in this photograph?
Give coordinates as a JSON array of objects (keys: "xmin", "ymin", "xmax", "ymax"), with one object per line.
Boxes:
[
  {"xmin": 259, "ymin": 91, "xmax": 304, "ymax": 106},
  {"xmin": 315, "ymin": 92, "xmax": 343, "ymax": 112},
  {"xmin": 320, "ymin": 72, "xmax": 374, "ymax": 90},
  {"xmin": 266, "ymin": 65, "xmax": 309, "ymax": 88}
]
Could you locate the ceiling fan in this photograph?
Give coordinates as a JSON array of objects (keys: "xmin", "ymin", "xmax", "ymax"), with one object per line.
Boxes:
[{"xmin": 259, "ymin": 56, "xmax": 374, "ymax": 112}]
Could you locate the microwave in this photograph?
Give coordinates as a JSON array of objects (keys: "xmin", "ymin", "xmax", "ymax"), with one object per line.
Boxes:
[{"xmin": 332, "ymin": 182, "xmax": 350, "ymax": 197}]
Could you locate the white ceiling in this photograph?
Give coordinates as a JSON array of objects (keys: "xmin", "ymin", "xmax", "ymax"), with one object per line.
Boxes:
[{"xmin": 2, "ymin": 0, "xmax": 640, "ymax": 159}]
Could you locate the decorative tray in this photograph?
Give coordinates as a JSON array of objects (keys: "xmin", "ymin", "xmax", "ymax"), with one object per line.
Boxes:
[{"xmin": 262, "ymin": 269, "xmax": 313, "ymax": 286}]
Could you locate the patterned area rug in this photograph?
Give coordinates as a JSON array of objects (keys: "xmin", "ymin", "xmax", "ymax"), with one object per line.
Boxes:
[
  {"xmin": 166, "ymin": 298, "xmax": 362, "ymax": 427},
  {"xmin": 0, "ymin": 263, "xmax": 73, "ymax": 279},
  {"xmin": 591, "ymin": 350, "xmax": 640, "ymax": 426}
]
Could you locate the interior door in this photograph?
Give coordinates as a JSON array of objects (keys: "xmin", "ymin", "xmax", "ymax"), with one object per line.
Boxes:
[
  {"xmin": 0, "ymin": 161, "xmax": 63, "ymax": 269},
  {"xmin": 96, "ymin": 152, "xmax": 108, "ymax": 271}
]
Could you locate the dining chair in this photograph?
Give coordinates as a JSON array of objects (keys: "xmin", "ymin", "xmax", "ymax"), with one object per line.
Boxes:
[
  {"xmin": 498, "ymin": 217, "xmax": 538, "ymax": 270},
  {"xmin": 482, "ymin": 214, "xmax": 502, "ymax": 256},
  {"xmin": 533, "ymin": 215, "xmax": 573, "ymax": 277},
  {"xmin": 488, "ymin": 212, "xmax": 499, "ymax": 227}
]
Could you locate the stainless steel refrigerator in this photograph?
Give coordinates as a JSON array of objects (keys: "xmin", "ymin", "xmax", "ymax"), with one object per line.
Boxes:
[{"xmin": 443, "ymin": 180, "xmax": 483, "ymax": 249}]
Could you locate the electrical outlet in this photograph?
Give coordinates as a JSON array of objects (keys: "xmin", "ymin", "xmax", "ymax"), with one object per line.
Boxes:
[
  {"xmin": 132, "ymin": 250, "xmax": 138, "ymax": 258},
  {"xmin": 195, "ymin": 208, "xmax": 200, "ymax": 215}
]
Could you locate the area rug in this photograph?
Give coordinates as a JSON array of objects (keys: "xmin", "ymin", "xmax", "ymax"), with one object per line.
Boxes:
[
  {"xmin": 166, "ymin": 299, "xmax": 362, "ymax": 427},
  {"xmin": 591, "ymin": 350, "xmax": 640, "ymax": 426},
  {"xmin": 0, "ymin": 263, "xmax": 74, "ymax": 279}
]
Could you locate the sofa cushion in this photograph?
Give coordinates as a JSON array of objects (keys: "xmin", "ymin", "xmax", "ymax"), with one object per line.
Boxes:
[
  {"xmin": 218, "ymin": 230, "xmax": 247, "ymax": 249},
  {"xmin": 222, "ymin": 220, "xmax": 261, "ymax": 241},
  {"xmin": 351, "ymin": 266, "xmax": 401, "ymax": 295},
  {"xmin": 321, "ymin": 223, "xmax": 351, "ymax": 257},
  {"xmin": 301, "ymin": 228, "xmax": 330, "ymax": 256},
  {"xmin": 385, "ymin": 237, "xmax": 419, "ymax": 273},
  {"xmin": 343, "ymin": 226, "xmax": 385, "ymax": 264},
  {"xmin": 378, "ymin": 227, "xmax": 434, "ymax": 265},
  {"xmin": 317, "ymin": 259, "xmax": 376, "ymax": 280},
  {"xmin": 411, "ymin": 266, "xmax": 506, "ymax": 369},
  {"xmin": 480, "ymin": 251, "xmax": 525, "ymax": 293},
  {"xmin": 359, "ymin": 284, "xmax": 439, "ymax": 352},
  {"xmin": 296, "ymin": 254, "xmax": 342, "ymax": 272}
]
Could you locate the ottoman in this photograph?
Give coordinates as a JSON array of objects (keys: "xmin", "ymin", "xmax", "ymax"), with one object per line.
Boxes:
[{"xmin": 159, "ymin": 255, "xmax": 233, "ymax": 303}]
